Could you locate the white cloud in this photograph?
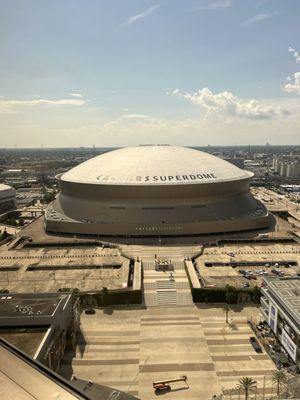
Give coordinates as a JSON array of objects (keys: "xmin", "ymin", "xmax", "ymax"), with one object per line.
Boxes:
[
  {"xmin": 97, "ymin": 99, "xmax": 299, "ymax": 146},
  {"xmin": 170, "ymin": 88, "xmax": 288, "ymax": 120},
  {"xmin": 288, "ymin": 46, "xmax": 300, "ymax": 64},
  {"xmin": 122, "ymin": 113, "xmax": 150, "ymax": 119},
  {"xmin": 195, "ymin": 0, "xmax": 231, "ymax": 11},
  {"xmin": 3, "ymin": 98, "xmax": 300, "ymax": 147},
  {"xmin": 283, "ymin": 72, "xmax": 300, "ymax": 95},
  {"xmin": 0, "ymin": 97, "xmax": 87, "ymax": 114},
  {"xmin": 281, "ymin": 47, "xmax": 300, "ymax": 95},
  {"xmin": 69, "ymin": 93, "xmax": 83, "ymax": 98},
  {"xmin": 118, "ymin": 4, "xmax": 160, "ymax": 30},
  {"xmin": 241, "ymin": 11, "xmax": 279, "ymax": 27}
]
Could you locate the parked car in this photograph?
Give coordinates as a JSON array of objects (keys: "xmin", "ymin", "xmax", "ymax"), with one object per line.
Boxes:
[
  {"xmin": 249, "ymin": 336, "xmax": 262, "ymax": 353},
  {"xmin": 243, "ymin": 282, "xmax": 250, "ymax": 288},
  {"xmin": 272, "ymin": 269, "xmax": 279, "ymax": 275},
  {"xmin": 85, "ymin": 308, "xmax": 96, "ymax": 315},
  {"xmin": 239, "ymin": 269, "xmax": 247, "ymax": 275},
  {"xmin": 250, "ymin": 275, "xmax": 257, "ymax": 280}
]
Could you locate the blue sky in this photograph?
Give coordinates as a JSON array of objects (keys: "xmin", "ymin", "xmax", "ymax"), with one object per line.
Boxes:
[{"xmin": 0, "ymin": 0, "xmax": 299, "ymax": 147}]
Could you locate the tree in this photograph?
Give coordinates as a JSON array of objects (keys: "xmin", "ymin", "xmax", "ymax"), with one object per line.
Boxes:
[
  {"xmin": 101, "ymin": 287, "xmax": 109, "ymax": 306},
  {"xmin": 225, "ymin": 285, "xmax": 238, "ymax": 304},
  {"xmin": 286, "ymin": 375, "xmax": 300, "ymax": 398},
  {"xmin": 252, "ymin": 285, "xmax": 261, "ymax": 303},
  {"xmin": 43, "ymin": 191, "xmax": 55, "ymax": 204},
  {"xmin": 272, "ymin": 370, "xmax": 287, "ymax": 396},
  {"xmin": 238, "ymin": 377, "xmax": 256, "ymax": 400},
  {"xmin": 223, "ymin": 304, "xmax": 230, "ymax": 324}
]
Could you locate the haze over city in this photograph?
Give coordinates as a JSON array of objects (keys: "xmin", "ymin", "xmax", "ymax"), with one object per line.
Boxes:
[{"xmin": 0, "ymin": 0, "xmax": 299, "ymax": 148}]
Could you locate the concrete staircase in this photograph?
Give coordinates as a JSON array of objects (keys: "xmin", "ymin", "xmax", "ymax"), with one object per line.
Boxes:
[
  {"xmin": 143, "ymin": 292, "xmax": 157, "ymax": 306},
  {"xmin": 157, "ymin": 279, "xmax": 175, "ymax": 290},
  {"xmin": 144, "ymin": 281, "xmax": 190, "ymax": 290},
  {"xmin": 157, "ymin": 289, "xmax": 177, "ymax": 307},
  {"xmin": 142, "ymin": 258, "xmax": 194, "ymax": 307},
  {"xmin": 177, "ymin": 292, "xmax": 194, "ymax": 306}
]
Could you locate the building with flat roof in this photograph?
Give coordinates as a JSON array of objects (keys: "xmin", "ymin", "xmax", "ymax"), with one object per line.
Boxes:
[
  {"xmin": 0, "ymin": 292, "xmax": 80, "ymax": 370},
  {"xmin": 260, "ymin": 276, "xmax": 300, "ymax": 364},
  {"xmin": 45, "ymin": 145, "xmax": 270, "ymax": 237}
]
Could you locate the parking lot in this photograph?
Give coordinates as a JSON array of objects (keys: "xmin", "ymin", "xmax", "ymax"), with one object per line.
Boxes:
[{"xmin": 197, "ymin": 242, "xmax": 300, "ymax": 288}]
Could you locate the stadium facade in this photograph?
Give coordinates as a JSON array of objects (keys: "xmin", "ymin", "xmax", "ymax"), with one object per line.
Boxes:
[
  {"xmin": 0, "ymin": 184, "xmax": 16, "ymax": 215},
  {"xmin": 45, "ymin": 145, "xmax": 270, "ymax": 237}
]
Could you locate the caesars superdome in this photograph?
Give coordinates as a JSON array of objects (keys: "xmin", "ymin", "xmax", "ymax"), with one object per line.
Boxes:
[{"xmin": 45, "ymin": 145, "xmax": 270, "ymax": 237}]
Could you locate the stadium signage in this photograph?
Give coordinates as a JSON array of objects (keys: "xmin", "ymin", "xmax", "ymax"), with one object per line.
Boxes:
[
  {"xmin": 281, "ymin": 328, "xmax": 297, "ymax": 362},
  {"xmin": 96, "ymin": 173, "xmax": 217, "ymax": 183},
  {"xmin": 269, "ymin": 302, "xmax": 278, "ymax": 333}
]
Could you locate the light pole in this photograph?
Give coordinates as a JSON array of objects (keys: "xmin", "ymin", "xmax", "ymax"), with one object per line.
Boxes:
[{"xmin": 253, "ymin": 381, "xmax": 257, "ymax": 400}]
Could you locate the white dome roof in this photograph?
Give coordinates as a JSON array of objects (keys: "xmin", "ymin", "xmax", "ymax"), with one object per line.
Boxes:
[
  {"xmin": 61, "ymin": 146, "xmax": 252, "ymax": 186},
  {"xmin": 0, "ymin": 183, "xmax": 14, "ymax": 192}
]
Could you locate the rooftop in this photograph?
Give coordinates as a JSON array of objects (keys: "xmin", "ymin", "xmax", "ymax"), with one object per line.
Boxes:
[
  {"xmin": 263, "ymin": 276, "xmax": 300, "ymax": 327},
  {"xmin": 0, "ymin": 183, "xmax": 14, "ymax": 191},
  {"xmin": 0, "ymin": 326, "xmax": 49, "ymax": 357},
  {"xmin": 60, "ymin": 145, "xmax": 252, "ymax": 186},
  {"xmin": 0, "ymin": 293, "xmax": 65, "ymax": 319}
]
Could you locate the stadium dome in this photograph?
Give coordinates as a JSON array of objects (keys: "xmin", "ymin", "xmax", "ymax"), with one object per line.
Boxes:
[{"xmin": 45, "ymin": 145, "xmax": 270, "ymax": 237}]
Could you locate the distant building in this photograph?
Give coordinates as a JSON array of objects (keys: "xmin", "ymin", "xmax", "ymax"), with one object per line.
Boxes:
[
  {"xmin": 260, "ymin": 277, "xmax": 300, "ymax": 364},
  {"xmin": 222, "ymin": 157, "xmax": 245, "ymax": 169},
  {"xmin": 0, "ymin": 183, "xmax": 16, "ymax": 215},
  {"xmin": 2, "ymin": 168, "xmax": 26, "ymax": 175},
  {"xmin": 273, "ymin": 156, "xmax": 300, "ymax": 178},
  {"xmin": 0, "ymin": 292, "xmax": 80, "ymax": 371},
  {"xmin": 16, "ymin": 189, "xmax": 43, "ymax": 207}
]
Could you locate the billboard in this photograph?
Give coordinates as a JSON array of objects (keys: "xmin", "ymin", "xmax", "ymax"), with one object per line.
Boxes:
[
  {"xmin": 281, "ymin": 328, "xmax": 297, "ymax": 362},
  {"xmin": 268, "ymin": 302, "xmax": 278, "ymax": 333}
]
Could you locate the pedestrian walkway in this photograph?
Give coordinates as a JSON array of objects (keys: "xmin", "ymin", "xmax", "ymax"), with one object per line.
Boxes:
[{"xmin": 59, "ymin": 305, "xmax": 276, "ymax": 400}]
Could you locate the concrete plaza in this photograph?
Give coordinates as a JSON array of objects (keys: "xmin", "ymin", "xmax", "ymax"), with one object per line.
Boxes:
[{"xmin": 60, "ymin": 305, "xmax": 276, "ymax": 400}]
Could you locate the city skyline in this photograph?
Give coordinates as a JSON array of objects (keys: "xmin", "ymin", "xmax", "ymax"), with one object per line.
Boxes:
[{"xmin": 0, "ymin": 0, "xmax": 299, "ymax": 147}]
